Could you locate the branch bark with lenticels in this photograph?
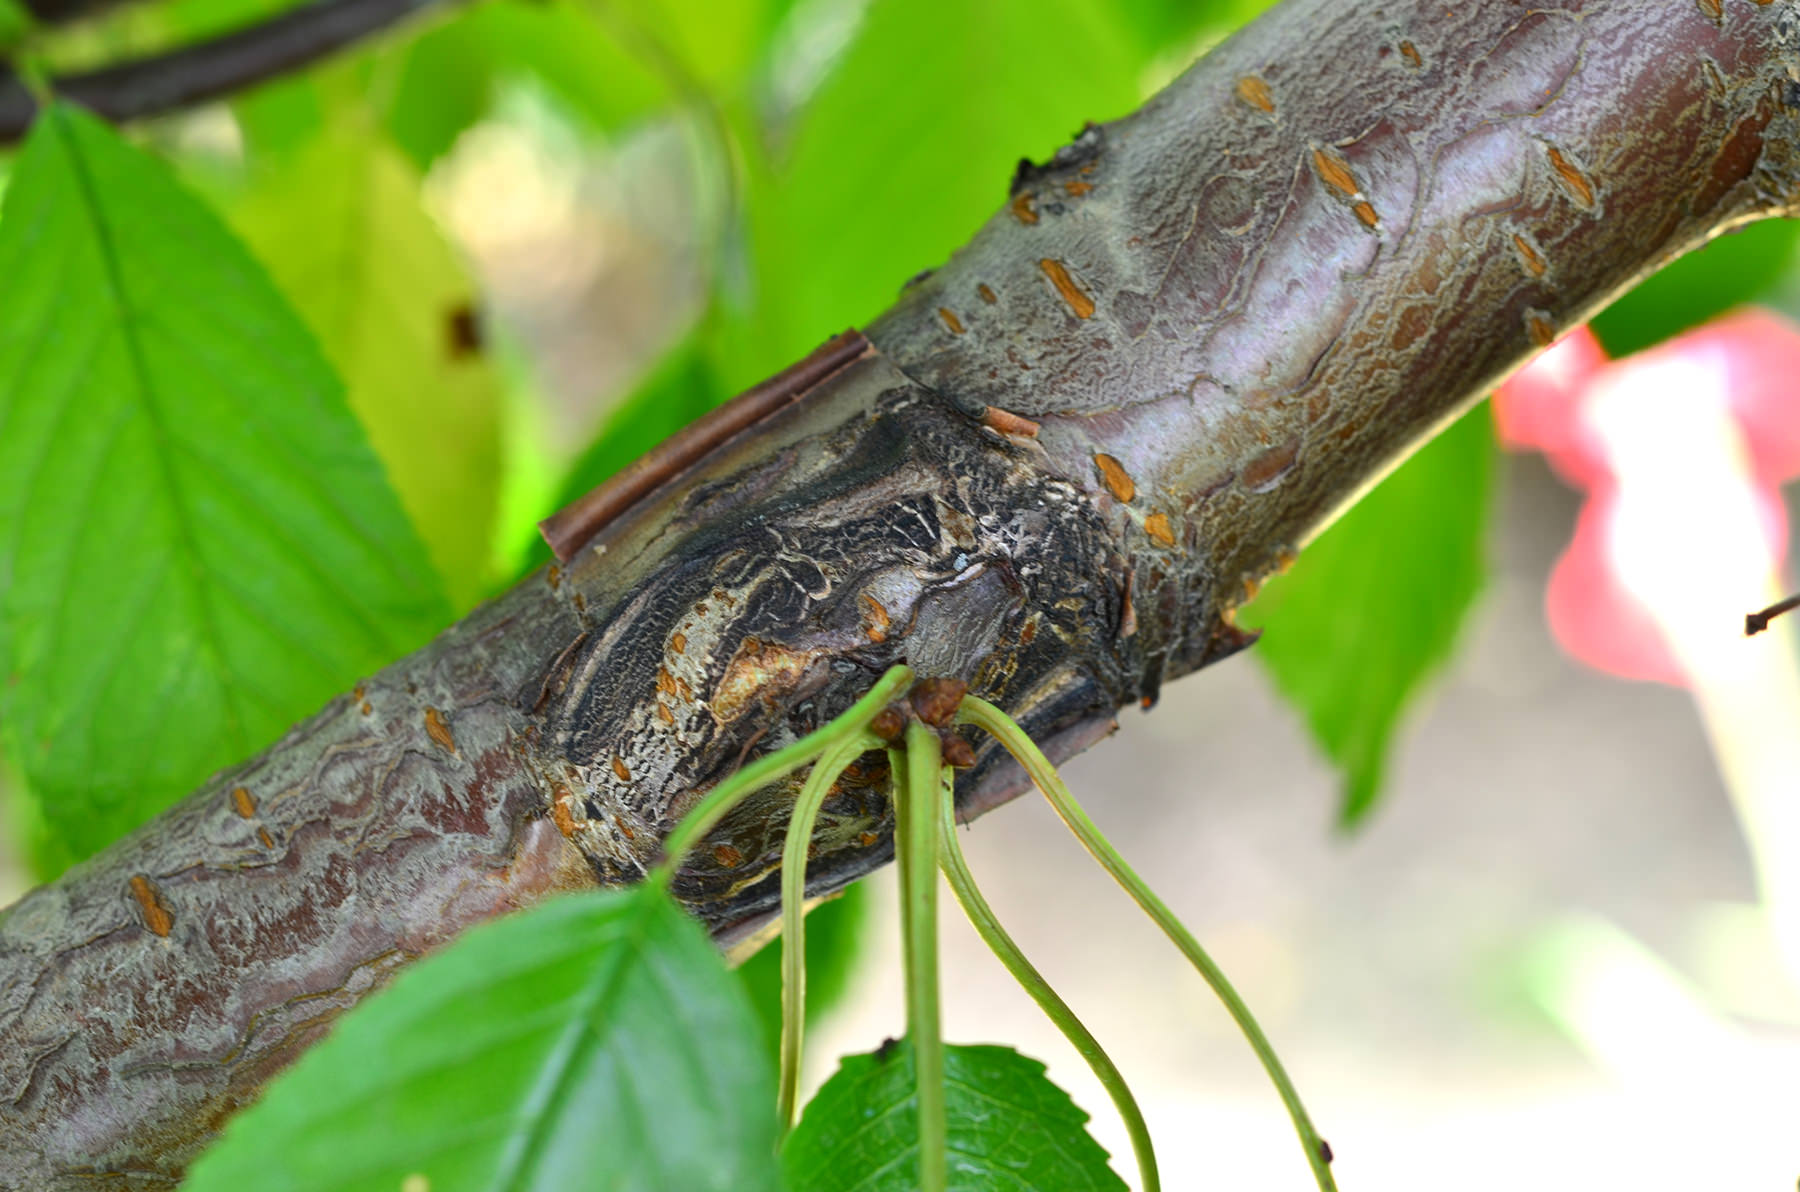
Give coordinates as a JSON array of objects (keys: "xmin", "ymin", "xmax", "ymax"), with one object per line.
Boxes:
[{"xmin": 2, "ymin": 0, "xmax": 1796, "ymax": 1186}]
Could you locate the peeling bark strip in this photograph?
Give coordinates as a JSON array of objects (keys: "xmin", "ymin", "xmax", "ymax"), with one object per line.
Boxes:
[
  {"xmin": 2, "ymin": 1, "xmax": 1797, "ymax": 1186},
  {"xmin": 538, "ymin": 328, "xmax": 872, "ymax": 561}
]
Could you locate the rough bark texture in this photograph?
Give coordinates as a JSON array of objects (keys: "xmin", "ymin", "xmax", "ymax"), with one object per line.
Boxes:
[{"xmin": 3, "ymin": 0, "xmax": 1798, "ymax": 1184}]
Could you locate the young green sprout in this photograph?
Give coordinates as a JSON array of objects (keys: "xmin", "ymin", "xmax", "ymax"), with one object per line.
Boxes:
[
  {"xmin": 652, "ymin": 664, "xmax": 914, "ymax": 884},
  {"xmin": 650, "ymin": 663, "xmax": 914, "ymax": 1139},
  {"xmin": 933, "ymin": 765, "xmax": 1161, "ymax": 1191},
  {"xmin": 895, "ymin": 718, "xmax": 947, "ymax": 1192},
  {"xmin": 958, "ymin": 695, "xmax": 1339, "ymax": 1192},
  {"xmin": 660, "ymin": 664, "xmax": 1333, "ymax": 1192}
]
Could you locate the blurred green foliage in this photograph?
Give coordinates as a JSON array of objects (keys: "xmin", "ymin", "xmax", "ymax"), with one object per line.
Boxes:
[
  {"xmin": 1591, "ymin": 217, "xmax": 1800, "ymax": 358},
  {"xmin": 230, "ymin": 106, "xmax": 505, "ymax": 609},
  {"xmin": 0, "ymin": 0, "xmax": 28, "ymax": 51},
  {"xmin": 716, "ymin": 0, "xmax": 1145, "ymax": 387},
  {"xmin": 737, "ymin": 879, "xmax": 871, "ymax": 1058},
  {"xmin": 1244, "ymin": 406, "xmax": 1494, "ymax": 827}
]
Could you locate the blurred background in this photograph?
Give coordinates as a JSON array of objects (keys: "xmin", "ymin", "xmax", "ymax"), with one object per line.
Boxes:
[{"xmin": 4, "ymin": 0, "xmax": 1800, "ymax": 1186}]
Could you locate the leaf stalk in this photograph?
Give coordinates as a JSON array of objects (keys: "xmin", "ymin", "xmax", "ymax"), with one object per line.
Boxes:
[
  {"xmin": 959, "ymin": 695, "xmax": 1338, "ymax": 1192},
  {"xmin": 935, "ymin": 767, "xmax": 1160, "ymax": 1191}
]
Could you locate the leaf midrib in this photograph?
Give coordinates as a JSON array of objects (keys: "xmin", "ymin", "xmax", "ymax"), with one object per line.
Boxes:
[
  {"xmin": 488, "ymin": 890, "xmax": 657, "ymax": 1192},
  {"xmin": 50, "ymin": 107, "xmax": 252, "ymax": 760}
]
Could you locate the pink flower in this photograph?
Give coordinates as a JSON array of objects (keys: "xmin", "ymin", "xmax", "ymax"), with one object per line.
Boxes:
[{"xmin": 1493, "ymin": 309, "xmax": 1800, "ymax": 686}]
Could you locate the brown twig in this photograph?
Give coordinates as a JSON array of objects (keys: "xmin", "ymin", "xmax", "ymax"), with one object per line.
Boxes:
[
  {"xmin": 1746, "ymin": 593, "xmax": 1800, "ymax": 637},
  {"xmin": 16, "ymin": 0, "xmax": 136, "ymax": 29},
  {"xmin": 0, "ymin": 0, "xmax": 456, "ymax": 144}
]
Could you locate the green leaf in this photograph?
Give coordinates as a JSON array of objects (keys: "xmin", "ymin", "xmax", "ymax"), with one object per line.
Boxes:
[
  {"xmin": 724, "ymin": 0, "xmax": 1143, "ymax": 386},
  {"xmin": 162, "ymin": 0, "xmax": 292, "ymax": 40},
  {"xmin": 1243, "ymin": 404, "xmax": 1493, "ymax": 826},
  {"xmin": 230, "ymin": 0, "xmax": 681, "ymax": 170},
  {"xmin": 231, "ymin": 119, "xmax": 505, "ymax": 608},
  {"xmin": 738, "ymin": 879, "xmax": 871, "ymax": 1058},
  {"xmin": 233, "ymin": 73, "xmax": 333, "ymax": 161},
  {"xmin": 25, "ymin": 0, "xmax": 274, "ymax": 76},
  {"xmin": 1590, "ymin": 217, "xmax": 1800, "ymax": 358},
  {"xmin": 184, "ymin": 886, "xmax": 782, "ymax": 1192},
  {"xmin": 784, "ymin": 1040, "xmax": 1126, "ymax": 1192},
  {"xmin": 0, "ymin": 104, "xmax": 448, "ymax": 864}
]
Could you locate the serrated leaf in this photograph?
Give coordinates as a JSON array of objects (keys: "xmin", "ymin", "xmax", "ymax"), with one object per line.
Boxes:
[
  {"xmin": 784, "ymin": 1041, "xmax": 1126, "ymax": 1192},
  {"xmin": 0, "ymin": 104, "xmax": 448, "ymax": 864},
  {"xmin": 1243, "ymin": 404, "xmax": 1493, "ymax": 826},
  {"xmin": 1591, "ymin": 217, "xmax": 1800, "ymax": 358},
  {"xmin": 184, "ymin": 886, "xmax": 781, "ymax": 1192},
  {"xmin": 722, "ymin": 0, "xmax": 1143, "ymax": 386},
  {"xmin": 231, "ymin": 119, "xmax": 504, "ymax": 608}
]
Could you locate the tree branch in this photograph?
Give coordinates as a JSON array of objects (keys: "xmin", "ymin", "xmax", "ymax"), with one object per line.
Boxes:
[
  {"xmin": 15, "ymin": 0, "xmax": 132, "ymax": 30},
  {"xmin": 0, "ymin": 0, "xmax": 453, "ymax": 144},
  {"xmin": 1, "ymin": 0, "xmax": 1796, "ymax": 1187}
]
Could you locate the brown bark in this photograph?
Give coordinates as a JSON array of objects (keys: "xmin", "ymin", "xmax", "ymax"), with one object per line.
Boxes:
[
  {"xmin": 3, "ymin": 0, "xmax": 1797, "ymax": 1185},
  {"xmin": 0, "ymin": 0, "xmax": 458, "ymax": 143}
]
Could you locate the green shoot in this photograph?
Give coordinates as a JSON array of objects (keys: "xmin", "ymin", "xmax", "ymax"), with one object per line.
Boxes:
[
  {"xmin": 779, "ymin": 731, "xmax": 883, "ymax": 1130},
  {"xmin": 934, "ymin": 769, "xmax": 1160, "ymax": 1191},
  {"xmin": 958, "ymin": 695, "xmax": 1338, "ymax": 1192},
  {"xmin": 895, "ymin": 721, "xmax": 948, "ymax": 1192},
  {"xmin": 654, "ymin": 663, "xmax": 913, "ymax": 882}
]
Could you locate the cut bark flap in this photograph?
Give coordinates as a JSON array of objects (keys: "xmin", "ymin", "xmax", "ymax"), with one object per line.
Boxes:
[{"xmin": 538, "ymin": 328, "xmax": 874, "ymax": 561}]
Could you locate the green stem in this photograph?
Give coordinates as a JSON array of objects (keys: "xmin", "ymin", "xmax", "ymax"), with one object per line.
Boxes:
[
  {"xmin": 889, "ymin": 744, "xmax": 914, "ymax": 991},
  {"xmin": 778, "ymin": 731, "xmax": 881, "ymax": 1132},
  {"xmin": 652, "ymin": 664, "xmax": 912, "ymax": 885},
  {"xmin": 934, "ymin": 771, "xmax": 1161, "ymax": 1192},
  {"xmin": 898, "ymin": 721, "xmax": 947, "ymax": 1192},
  {"xmin": 959, "ymin": 695, "xmax": 1338, "ymax": 1192}
]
